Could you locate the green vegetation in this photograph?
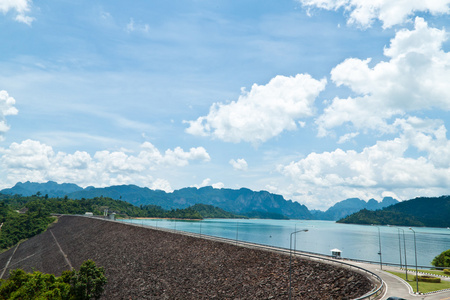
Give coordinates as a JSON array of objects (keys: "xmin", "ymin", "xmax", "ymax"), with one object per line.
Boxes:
[
  {"xmin": 432, "ymin": 249, "xmax": 450, "ymax": 268},
  {"xmin": 189, "ymin": 204, "xmax": 239, "ymax": 218},
  {"xmin": 0, "ymin": 260, "xmax": 106, "ymax": 300},
  {"xmin": 0, "ymin": 201, "xmax": 55, "ymax": 250},
  {"xmin": 337, "ymin": 209, "xmax": 424, "ymax": 226},
  {"xmin": 337, "ymin": 196, "xmax": 450, "ymax": 227},
  {"xmin": 413, "ymin": 275, "xmax": 441, "ymax": 283},
  {"xmin": 405, "ymin": 269, "xmax": 450, "ymax": 277},
  {"xmin": 69, "ymin": 260, "xmax": 107, "ymax": 300},
  {"xmin": 387, "ymin": 271, "xmax": 450, "ymax": 293},
  {"xmin": 1, "ymin": 194, "xmax": 204, "ymax": 220}
]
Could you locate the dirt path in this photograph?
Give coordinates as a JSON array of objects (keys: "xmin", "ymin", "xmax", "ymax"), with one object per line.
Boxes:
[
  {"xmin": 0, "ymin": 242, "xmax": 20, "ymax": 279},
  {"xmin": 50, "ymin": 229, "xmax": 73, "ymax": 271}
]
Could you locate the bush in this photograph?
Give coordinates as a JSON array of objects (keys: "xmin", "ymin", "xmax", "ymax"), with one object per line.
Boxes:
[
  {"xmin": 413, "ymin": 275, "xmax": 441, "ymax": 283},
  {"xmin": 444, "ymin": 269, "xmax": 450, "ymax": 275},
  {"xmin": 432, "ymin": 249, "xmax": 450, "ymax": 268},
  {"xmin": 0, "ymin": 260, "xmax": 106, "ymax": 300},
  {"xmin": 0, "ymin": 269, "xmax": 71, "ymax": 300}
]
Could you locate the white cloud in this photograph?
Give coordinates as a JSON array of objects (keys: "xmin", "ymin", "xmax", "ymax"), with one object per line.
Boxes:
[
  {"xmin": 0, "ymin": 0, "xmax": 34, "ymax": 25},
  {"xmin": 317, "ymin": 17, "xmax": 450, "ymax": 136},
  {"xmin": 150, "ymin": 178, "xmax": 173, "ymax": 192},
  {"xmin": 337, "ymin": 132, "xmax": 359, "ymax": 144},
  {"xmin": 212, "ymin": 182, "xmax": 224, "ymax": 189},
  {"xmin": 280, "ymin": 117, "xmax": 450, "ymax": 209},
  {"xmin": 0, "ymin": 140, "xmax": 210, "ymax": 190},
  {"xmin": 192, "ymin": 178, "xmax": 224, "ymax": 189},
  {"xmin": 126, "ymin": 18, "xmax": 150, "ymax": 33},
  {"xmin": 0, "ymin": 90, "xmax": 19, "ymax": 141},
  {"xmin": 298, "ymin": 0, "xmax": 450, "ymax": 28},
  {"xmin": 229, "ymin": 158, "xmax": 248, "ymax": 171},
  {"xmin": 185, "ymin": 74, "xmax": 326, "ymax": 144}
]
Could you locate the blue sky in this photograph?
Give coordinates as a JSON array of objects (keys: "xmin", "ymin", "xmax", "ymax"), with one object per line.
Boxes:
[{"xmin": 0, "ymin": 0, "xmax": 449, "ymax": 210}]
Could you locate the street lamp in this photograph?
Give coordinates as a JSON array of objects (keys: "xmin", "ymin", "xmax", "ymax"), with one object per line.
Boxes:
[
  {"xmin": 397, "ymin": 228, "xmax": 408, "ymax": 281},
  {"xmin": 235, "ymin": 220, "xmax": 239, "ymax": 245},
  {"xmin": 372, "ymin": 225, "xmax": 383, "ymax": 270},
  {"xmin": 289, "ymin": 229, "xmax": 308, "ymax": 300},
  {"xmin": 294, "ymin": 222, "xmax": 303, "ymax": 254},
  {"xmin": 409, "ymin": 227, "xmax": 419, "ymax": 293}
]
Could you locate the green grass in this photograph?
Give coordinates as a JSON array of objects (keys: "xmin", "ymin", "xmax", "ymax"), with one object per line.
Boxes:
[
  {"xmin": 405, "ymin": 269, "xmax": 450, "ymax": 277},
  {"xmin": 387, "ymin": 271, "xmax": 450, "ymax": 293}
]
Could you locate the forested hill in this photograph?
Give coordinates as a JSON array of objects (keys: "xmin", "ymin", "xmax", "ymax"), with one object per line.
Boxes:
[
  {"xmin": 311, "ymin": 197, "xmax": 398, "ymax": 220},
  {"xmin": 338, "ymin": 195, "xmax": 450, "ymax": 227},
  {"xmin": 1, "ymin": 182, "xmax": 312, "ymax": 219}
]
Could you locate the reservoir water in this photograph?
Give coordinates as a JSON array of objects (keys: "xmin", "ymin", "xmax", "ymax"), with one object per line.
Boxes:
[{"xmin": 121, "ymin": 218, "xmax": 450, "ymax": 268}]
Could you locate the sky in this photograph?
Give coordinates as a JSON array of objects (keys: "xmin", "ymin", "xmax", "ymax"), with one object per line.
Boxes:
[{"xmin": 0, "ymin": 0, "xmax": 450, "ymax": 210}]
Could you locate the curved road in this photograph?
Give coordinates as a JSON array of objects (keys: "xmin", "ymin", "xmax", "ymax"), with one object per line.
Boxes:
[{"xmin": 345, "ymin": 261, "xmax": 450, "ymax": 300}]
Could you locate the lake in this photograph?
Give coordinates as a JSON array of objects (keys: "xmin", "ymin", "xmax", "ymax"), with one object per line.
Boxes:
[{"xmin": 121, "ymin": 218, "xmax": 450, "ymax": 268}]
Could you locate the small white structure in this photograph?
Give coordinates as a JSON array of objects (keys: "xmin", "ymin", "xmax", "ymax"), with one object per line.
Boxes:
[
  {"xmin": 109, "ymin": 213, "xmax": 116, "ymax": 220},
  {"xmin": 331, "ymin": 248, "xmax": 342, "ymax": 258},
  {"xmin": 85, "ymin": 212, "xmax": 93, "ymax": 217}
]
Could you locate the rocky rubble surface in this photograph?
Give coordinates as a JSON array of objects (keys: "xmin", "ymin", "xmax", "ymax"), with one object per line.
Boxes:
[{"xmin": 0, "ymin": 216, "xmax": 373, "ymax": 299}]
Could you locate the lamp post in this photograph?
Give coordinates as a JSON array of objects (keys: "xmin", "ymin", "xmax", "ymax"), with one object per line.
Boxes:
[
  {"xmin": 397, "ymin": 228, "xmax": 408, "ymax": 280},
  {"xmin": 235, "ymin": 220, "xmax": 239, "ymax": 245},
  {"xmin": 397, "ymin": 228, "xmax": 402, "ymax": 269},
  {"xmin": 289, "ymin": 229, "xmax": 308, "ymax": 300},
  {"xmin": 372, "ymin": 225, "xmax": 383, "ymax": 270},
  {"xmin": 409, "ymin": 227, "xmax": 419, "ymax": 293},
  {"xmin": 294, "ymin": 223, "xmax": 302, "ymax": 254}
]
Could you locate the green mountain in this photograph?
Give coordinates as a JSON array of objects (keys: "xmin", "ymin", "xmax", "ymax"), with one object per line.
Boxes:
[
  {"xmin": 1, "ymin": 181, "xmax": 83, "ymax": 197},
  {"xmin": 338, "ymin": 195, "xmax": 450, "ymax": 227},
  {"xmin": 311, "ymin": 197, "xmax": 398, "ymax": 221},
  {"xmin": 189, "ymin": 204, "xmax": 238, "ymax": 218},
  {"xmin": 1, "ymin": 182, "xmax": 312, "ymax": 219}
]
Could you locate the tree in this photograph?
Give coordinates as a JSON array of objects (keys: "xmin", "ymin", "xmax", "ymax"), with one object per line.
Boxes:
[
  {"xmin": 70, "ymin": 260, "xmax": 107, "ymax": 300},
  {"xmin": 432, "ymin": 249, "xmax": 450, "ymax": 268},
  {"xmin": 0, "ymin": 260, "xmax": 106, "ymax": 300},
  {"xmin": 0, "ymin": 269, "xmax": 71, "ymax": 300}
]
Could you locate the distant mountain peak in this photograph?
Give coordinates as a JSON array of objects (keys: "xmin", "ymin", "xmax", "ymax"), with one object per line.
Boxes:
[{"xmin": 311, "ymin": 197, "xmax": 399, "ymax": 221}]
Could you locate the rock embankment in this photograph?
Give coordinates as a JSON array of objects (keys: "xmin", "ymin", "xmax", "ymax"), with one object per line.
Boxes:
[{"xmin": 0, "ymin": 216, "xmax": 372, "ymax": 299}]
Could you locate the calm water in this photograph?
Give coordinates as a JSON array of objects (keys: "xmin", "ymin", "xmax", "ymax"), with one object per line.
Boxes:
[{"xmin": 121, "ymin": 218, "xmax": 450, "ymax": 268}]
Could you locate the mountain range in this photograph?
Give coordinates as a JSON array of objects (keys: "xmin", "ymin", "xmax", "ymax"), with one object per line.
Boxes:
[
  {"xmin": 1, "ymin": 181, "xmax": 398, "ymax": 220},
  {"xmin": 338, "ymin": 195, "xmax": 450, "ymax": 227},
  {"xmin": 310, "ymin": 197, "xmax": 398, "ymax": 220}
]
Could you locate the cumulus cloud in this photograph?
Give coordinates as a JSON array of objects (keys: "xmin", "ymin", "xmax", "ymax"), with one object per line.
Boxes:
[
  {"xmin": 298, "ymin": 0, "xmax": 450, "ymax": 28},
  {"xmin": 192, "ymin": 178, "xmax": 224, "ymax": 189},
  {"xmin": 0, "ymin": 91, "xmax": 19, "ymax": 141},
  {"xmin": 229, "ymin": 158, "xmax": 248, "ymax": 171},
  {"xmin": 185, "ymin": 74, "xmax": 327, "ymax": 144},
  {"xmin": 0, "ymin": 140, "xmax": 210, "ymax": 190},
  {"xmin": 280, "ymin": 117, "xmax": 450, "ymax": 208},
  {"xmin": 0, "ymin": 0, "xmax": 34, "ymax": 25},
  {"xmin": 317, "ymin": 17, "xmax": 450, "ymax": 136}
]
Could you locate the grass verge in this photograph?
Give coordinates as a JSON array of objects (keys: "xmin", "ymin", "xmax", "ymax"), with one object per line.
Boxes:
[
  {"xmin": 404, "ymin": 269, "xmax": 450, "ymax": 278},
  {"xmin": 387, "ymin": 271, "xmax": 450, "ymax": 293}
]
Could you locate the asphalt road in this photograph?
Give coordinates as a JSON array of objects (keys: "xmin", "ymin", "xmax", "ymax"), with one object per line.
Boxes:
[{"xmin": 341, "ymin": 260, "xmax": 450, "ymax": 300}]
